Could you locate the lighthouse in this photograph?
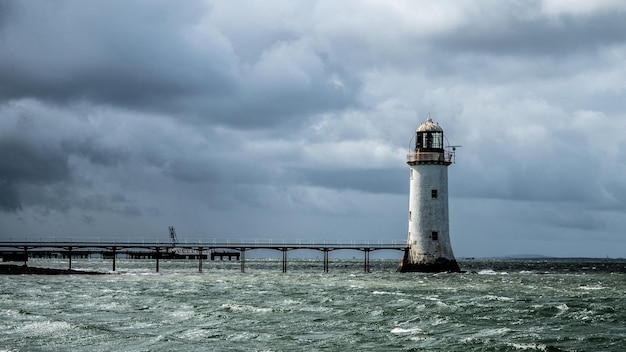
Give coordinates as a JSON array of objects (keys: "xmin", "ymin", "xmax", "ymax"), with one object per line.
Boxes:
[{"xmin": 398, "ymin": 117, "xmax": 461, "ymax": 273}]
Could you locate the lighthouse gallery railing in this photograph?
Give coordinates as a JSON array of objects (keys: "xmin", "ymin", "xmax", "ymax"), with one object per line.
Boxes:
[{"xmin": 407, "ymin": 151, "xmax": 454, "ymax": 163}]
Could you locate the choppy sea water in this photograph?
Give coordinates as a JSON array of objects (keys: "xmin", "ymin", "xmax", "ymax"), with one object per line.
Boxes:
[{"xmin": 1, "ymin": 258, "xmax": 625, "ymax": 351}]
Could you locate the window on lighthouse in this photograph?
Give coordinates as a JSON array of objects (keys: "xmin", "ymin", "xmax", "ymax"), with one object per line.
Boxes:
[
  {"xmin": 431, "ymin": 189, "xmax": 438, "ymax": 198},
  {"xmin": 431, "ymin": 232, "xmax": 439, "ymax": 241},
  {"xmin": 432, "ymin": 132, "xmax": 443, "ymax": 149}
]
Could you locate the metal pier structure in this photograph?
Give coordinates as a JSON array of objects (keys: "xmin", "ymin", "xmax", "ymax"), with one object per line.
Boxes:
[{"xmin": 0, "ymin": 240, "xmax": 407, "ymax": 273}]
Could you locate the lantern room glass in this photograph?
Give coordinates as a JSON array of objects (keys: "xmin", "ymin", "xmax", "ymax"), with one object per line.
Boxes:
[{"xmin": 416, "ymin": 131, "xmax": 443, "ymax": 151}]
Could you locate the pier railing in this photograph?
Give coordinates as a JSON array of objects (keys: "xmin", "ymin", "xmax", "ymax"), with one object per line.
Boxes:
[
  {"xmin": 0, "ymin": 238, "xmax": 406, "ymax": 250},
  {"xmin": 0, "ymin": 239, "xmax": 407, "ymax": 273}
]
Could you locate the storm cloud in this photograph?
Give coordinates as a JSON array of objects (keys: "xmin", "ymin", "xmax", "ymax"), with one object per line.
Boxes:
[{"xmin": 1, "ymin": 0, "xmax": 626, "ymax": 257}]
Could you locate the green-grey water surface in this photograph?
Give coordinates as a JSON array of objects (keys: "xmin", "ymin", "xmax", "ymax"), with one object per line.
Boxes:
[{"xmin": 1, "ymin": 258, "xmax": 625, "ymax": 351}]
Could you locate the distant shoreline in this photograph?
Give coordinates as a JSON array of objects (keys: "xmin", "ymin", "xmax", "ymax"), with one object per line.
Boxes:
[{"xmin": 0, "ymin": 264, "xmax": 106, "ymax": 275}]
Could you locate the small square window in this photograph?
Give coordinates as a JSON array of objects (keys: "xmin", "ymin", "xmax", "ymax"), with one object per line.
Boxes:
[
  {"xmin": 431, "ymin": 190, "xmax": 438, "ymax": 198},
  {"xmin": 409, "ymin": 211, "xmax": 412, "ymax": 221},
  {"xmin": 431, "ymin": 231, "xmax": 439, "ymax": 241}
]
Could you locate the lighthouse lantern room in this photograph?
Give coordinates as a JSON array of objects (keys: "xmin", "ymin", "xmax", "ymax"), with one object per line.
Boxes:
[{"xmin": 398, "ymin": 117, "xmax": 461, "ymax": 272}]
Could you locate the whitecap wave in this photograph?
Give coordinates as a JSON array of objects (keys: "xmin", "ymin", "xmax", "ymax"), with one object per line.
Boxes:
[
  {"xmin": 478, "ymin": 269, "xmax": 508, "ymax": 275},
  {"xmin": 391, "ymin": 326, "xmax": 423, "ymax": 334},
  {"xmin": 508, "ymin": 342, "xmax": 549, "ymax": 351},
  {"xmin": 221, "ymin": 303, "xmax": 273, "ymax": 313}
]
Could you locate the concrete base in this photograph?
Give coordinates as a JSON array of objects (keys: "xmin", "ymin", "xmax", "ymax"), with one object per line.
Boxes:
[{"xmin": 397, "ymin": 253, "xmax": 461, "ymax": 273}]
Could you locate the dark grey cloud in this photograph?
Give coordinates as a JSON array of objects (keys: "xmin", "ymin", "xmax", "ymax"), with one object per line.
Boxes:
[
  {"xmin": 0, "ymin": 137, "xmax": 71, "ymax": 211},
  {"xmin": 1, "ymin": 1, "xmax": 626, "ymax": 257},
  {"xmin": 438, "ymin": 12, "xmax": 626, "ymax": 57},
  {"xmin": 81, "ymin": 214, "xmax": 96, "ymax": 226},
  {"xmin": 161, "ymin": 159, "xmax": 221, "ymax": 184},
  {"xmin": 0, "ymin": 137, "xmax": 70, "ymax": 184},
  {"xmin": 295, "ymin": 168, "xmax": 406, "ymax": 195},
  {"xmin": 455, "ymin": 150, "xmax": 603, "ymax": 205},
  {"xmin": 73, "ymin": 193, "xmax": 141, "ymax": 216},
  {"xmin": 0, "ymin": 1, "xmax": 235, "ymax": 110},
  {"xmin": 61, "ymin": 138, "xmax": 127, "ymax": 167},
  {"xmin": 0, "ymin": 103, "xmax": 145, "ymax": 216},
  {"xmin": 0, "ymin": 180, "xmax": 20, "ymax": 212},
  {"xmin": 0, "ymin": 1, "xmax": 357, "ymax": 129}
]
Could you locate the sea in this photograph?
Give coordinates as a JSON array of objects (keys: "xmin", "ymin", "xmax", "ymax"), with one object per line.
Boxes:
[{"xmin": 1, "ymin": 258, "xmax": 625, "ymax": 351}]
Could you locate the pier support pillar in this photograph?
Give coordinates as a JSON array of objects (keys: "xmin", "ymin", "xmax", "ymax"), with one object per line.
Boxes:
[
  {"xmin": 112, "ymin": 247, "xmax": 117, "ymax": 271},
  {"xmin": 282, "ymin": 248, "xmax": 287, "ymax": 273},
  {"xmin": 68, "ymin": 246, "xmax": 73, "ymax": 270},
  {"xmin": 155, "ymin": 247, "xmax": 160, "ymax": 273},
  {"xmin": 364, "ymin": 248, "xmax": 370, "ymax": 273},
  {"xmin": 240, "ymin": 249, "xmax": 246, "ymax": 273},
  {"xmin": 198, "ymin": 247, "xmax": 203, "ymax": 273},
  {"xmin": 323, "ymin": 248, "xmax": 329, "ymax": 273}
]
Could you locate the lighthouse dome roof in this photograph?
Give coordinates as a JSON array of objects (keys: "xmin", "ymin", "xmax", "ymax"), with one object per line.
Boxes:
[{"xmin": 417, "ymin": 118, "xmax": 443, "ymax": 132}]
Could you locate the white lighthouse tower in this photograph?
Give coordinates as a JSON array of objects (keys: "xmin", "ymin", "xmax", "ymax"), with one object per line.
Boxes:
[{"xmin": 398, "ymin": 117, "xmax": 461, "ymax": 272}]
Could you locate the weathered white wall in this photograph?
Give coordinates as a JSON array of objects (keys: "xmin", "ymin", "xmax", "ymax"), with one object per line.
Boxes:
[{"xmin": 406, "ymin": 163, "xmax": 456, "ymax": 263}]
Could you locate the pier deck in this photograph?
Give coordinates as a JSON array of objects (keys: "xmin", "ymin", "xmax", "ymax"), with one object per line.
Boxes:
[{"xmin": 0, "ymin": 240, "xmax": 407, "ymax": 273}]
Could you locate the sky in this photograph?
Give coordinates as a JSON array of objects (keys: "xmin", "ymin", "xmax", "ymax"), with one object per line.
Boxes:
[{"xmin": 1, "ymin": 0, "xmax": 626, "ymax": 258}]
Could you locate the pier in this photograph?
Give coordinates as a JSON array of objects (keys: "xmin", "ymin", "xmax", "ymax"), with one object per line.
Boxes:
[{"xmin": 0, "ymin": 240, "xmax": 406, "ymax": 273}]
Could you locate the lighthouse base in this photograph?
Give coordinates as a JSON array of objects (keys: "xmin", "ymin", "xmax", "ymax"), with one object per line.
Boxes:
[{"xmin": 397, "ymin": 252, "xmax": 461, "ymax": 273}]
